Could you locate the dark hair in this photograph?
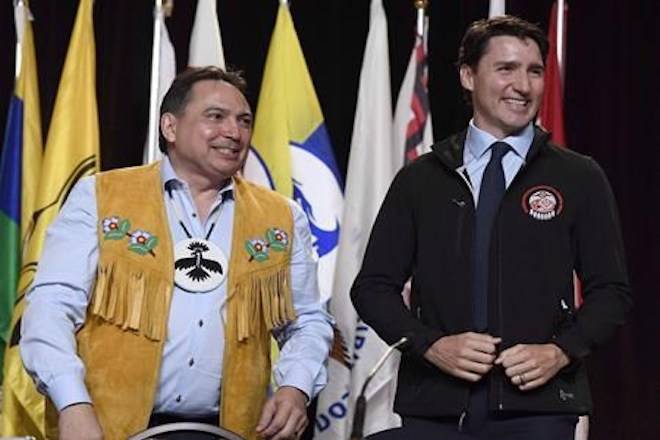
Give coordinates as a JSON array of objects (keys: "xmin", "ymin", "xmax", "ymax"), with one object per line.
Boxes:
[
  {"xmin": 458, "ymin": 15, "xmax": 548, "ymax": 70},
  {"xmin": 158, "ymin": 66, "xmax": 248, "ymax": 153},
  {"xmin": 456, "ymin": 16, "xmax": 548, "ymax": 104}
]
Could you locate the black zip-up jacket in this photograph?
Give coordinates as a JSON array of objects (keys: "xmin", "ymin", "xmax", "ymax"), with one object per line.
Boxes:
[{"xmin": 351, "ymin": 127, "xmax": 631, "ymax": 417}]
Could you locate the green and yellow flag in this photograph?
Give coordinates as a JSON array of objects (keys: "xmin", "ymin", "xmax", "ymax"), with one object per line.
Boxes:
[
  {"xmin": 2, "ymin": 0, "xmax": 99, "ymax": 436},
  {"xmin": 0, "ymin": 0, "xmax": 43, "ymax": 377}
]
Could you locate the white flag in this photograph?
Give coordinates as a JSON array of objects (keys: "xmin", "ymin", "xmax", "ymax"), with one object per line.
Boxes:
[
  {"xmin": 315, "ymin": 0, "xmax": 401, "ymax": 437},
  {"xmin": 143, "ymin": 0, "xmax": 176, "ymax": 164},
  {"xmin": 188, "ymin": 0, "xmax": 225, "ymax": 68}
]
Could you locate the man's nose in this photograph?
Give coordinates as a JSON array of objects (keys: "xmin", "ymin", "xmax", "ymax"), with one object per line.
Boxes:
[
  {"xmin": 219, "ymin": 117, "xmax": 240, "ymax": 139},
  {"xmin": 513, "ymin": 71, "xmax": 531, "ymax": 94}
]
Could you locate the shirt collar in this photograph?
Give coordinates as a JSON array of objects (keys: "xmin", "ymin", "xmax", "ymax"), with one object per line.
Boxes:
[
  {"xmin": 466, "ymin": 120, "xmax": 535, "ymax": 160},
  {"xmin": 160, "ymin": 155, "xmax": 179, "ymax": 188},
  {"xmin": 160, "ymin": 156, "xmax": 234, "ymax": 200}
]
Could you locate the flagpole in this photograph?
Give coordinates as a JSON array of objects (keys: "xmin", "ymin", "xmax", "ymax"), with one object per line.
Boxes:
[
  {"xmin": 488, "ymin": 0, "xmax": 506, "ymax": 18},
  {"xmin": 414, "ymin": 0, "xmax": 428, "ymax": 37},
  {"xmin": 146, "ymin": 0, "xmax": 164, "ymax": 163},
  {"xmin": 163, "ymin": 0, "xmax": 173, "ymax": 17},
  {"xmin": 13, "ymin": 0, "xmax": 26, "ymax": 80},
  {"xmin": 557, "ymin": 0, "xmax": 565, "ymax": 80}
]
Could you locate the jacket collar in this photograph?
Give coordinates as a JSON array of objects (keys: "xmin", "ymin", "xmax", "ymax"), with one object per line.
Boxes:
[{"xmin": 431, "ymin": 125, "xmax": 551, "ymax": 171}]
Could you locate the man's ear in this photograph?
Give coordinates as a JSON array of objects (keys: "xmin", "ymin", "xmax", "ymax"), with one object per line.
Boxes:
[
  {"xmin": 459, "ymin": 64, "xmax": 475, "ymax": 92},
  {"xmin": 160, "ymin": 113, "xmax": 177, "ymax": 144}
]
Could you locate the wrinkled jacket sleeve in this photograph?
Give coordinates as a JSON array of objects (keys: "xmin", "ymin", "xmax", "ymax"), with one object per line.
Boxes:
[
  {"xmin": 553, "ymin": 158, "xmax": 632, "ymax": 359},
  {"xmin": 351, "ymin": 168, "xmax": 444, "ymax": 358}
]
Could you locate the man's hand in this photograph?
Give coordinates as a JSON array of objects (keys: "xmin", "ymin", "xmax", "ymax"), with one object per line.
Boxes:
[
  {"xmin": 495, "ymin": 343, "xmax": 570, "ymax": 391},
  {"xmin": 59, "ymin": 403, "xmax": 103, "ymax": 440},
  {"xmin": 423, "ymin": 332, "xmax": 501, "ymax": 382},
  {"xmin": 256, "ymin": 386, "xmax": 308, "ymax": 440}
]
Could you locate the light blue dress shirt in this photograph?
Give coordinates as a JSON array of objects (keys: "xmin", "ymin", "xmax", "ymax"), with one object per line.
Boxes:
[
  {"xmin": 20, "ymin": 157, "xmax": 333, "ymax": 417},
  {"xmin": 461, "ymin": 121, "xmax": 535, "ymax": 203}
]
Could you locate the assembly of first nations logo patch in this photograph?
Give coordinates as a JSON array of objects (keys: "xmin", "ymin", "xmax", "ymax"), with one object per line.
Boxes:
[{"xmin": 522, "ymin": 185, "xmax": 563, "ymax": 221}]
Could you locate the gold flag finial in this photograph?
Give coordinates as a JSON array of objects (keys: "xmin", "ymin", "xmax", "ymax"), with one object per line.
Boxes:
[
  {"xmin": 163, "ymin": 0, "xmax": 174, "ymax": 18},
  {"xmin": 414, "ymin": 0, "xmax": 428, "ymax": 10}
]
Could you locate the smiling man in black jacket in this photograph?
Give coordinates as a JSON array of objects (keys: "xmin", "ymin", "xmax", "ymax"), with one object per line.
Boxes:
[{"xmin": 351, "ymin": 15, "xmax": 631, "ymax": 440}]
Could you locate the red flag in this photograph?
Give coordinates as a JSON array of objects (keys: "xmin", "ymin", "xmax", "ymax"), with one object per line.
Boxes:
[
  {"xmin": 539, "ymin": 2, "xmax": 583, "ymax": 309},
  {"xmin": 538, "ymin": 1, "xmax": 567, "ymax": 146}
]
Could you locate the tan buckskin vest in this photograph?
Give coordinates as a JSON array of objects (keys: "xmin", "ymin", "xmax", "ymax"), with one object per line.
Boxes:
[{"xmin": 46, "ymin": 162, "xmax": 294, "ymax": 440}]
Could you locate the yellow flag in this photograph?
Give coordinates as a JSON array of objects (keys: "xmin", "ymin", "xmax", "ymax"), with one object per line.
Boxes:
[
  {"xmin": 2, "ymin": 0, "xmax": 99, "ymax": 436},
  {"xmin": 17, "ymin": 5, "xmax": 43, "ymax": 248},
  {"xmin": 250, "ymin": 1, "xmax": 328, "ymax": 197},
  {"xmin": 249, "ymin": 1, "xmax": 344, "ymax": 381}
]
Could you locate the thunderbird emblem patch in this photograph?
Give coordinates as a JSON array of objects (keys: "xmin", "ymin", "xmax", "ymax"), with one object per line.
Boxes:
[
  {"xmin": 522, "ymin": 186, "xmax": 563, "ymax": 221},
  {"xmin": 174, "ymin": 238, "xmax": 227, "ymax": 293}
]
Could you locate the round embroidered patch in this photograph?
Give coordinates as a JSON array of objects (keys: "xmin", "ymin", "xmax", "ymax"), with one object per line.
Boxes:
[
  {"xmin": 174, "ymin": 238, "xmax": 228, "ymax": 293},
  {"xmin": 521, "ymin": 185, "xmax": 563, "ymax": 221}
]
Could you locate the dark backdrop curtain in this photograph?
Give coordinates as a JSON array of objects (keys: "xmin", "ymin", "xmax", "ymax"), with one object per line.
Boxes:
[{"xmin": 1, "ymin": 1, "xmax": 658, "ymax": 438}]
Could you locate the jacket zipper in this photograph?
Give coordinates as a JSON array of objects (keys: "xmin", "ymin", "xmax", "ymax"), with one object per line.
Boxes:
[
  {"xmin": 455, "ymin": 166, "xmax": 475, "ymax": 430},
  {"xmin": 458, "ymin": 408, "xmax": 468, "ymax": 432},
  {"xmin": 458, "ymin": 383, "xmax": 472, "ymax": 432},
  {"xmin": 497, "ymin": 218, "xmax": 505, "ymax": 410},
  {"xmin": 494, "ymin": 167, "xmax": 516, "ymax": 411},
  {"xmin": 455, "ymin": 166, "xmax": 473, "ymax": 191},
  {"xmin": 493, "ymin": 161, "xmax": 531, "ymax": 411}
]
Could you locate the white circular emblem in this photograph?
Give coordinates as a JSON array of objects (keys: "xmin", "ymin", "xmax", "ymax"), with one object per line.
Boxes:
[
  {"xmin": 173, "ymin": 238, "xmax": 228, "ymax": 293},
  {"xmin": 522, "ymin": 186, "xmax": 563, "ymax": 221}
]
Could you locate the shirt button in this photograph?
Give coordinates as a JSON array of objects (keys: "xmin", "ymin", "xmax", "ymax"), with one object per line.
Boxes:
[
  {"xmin": 192, "ymin": 213, "xmax": 197, "ymax": 218},
  {"xmin": 189, "ymin": 358, "xmax": 195, "ymax": 367},
  {"xmin": 198, "ymin": 319, "xmax": 204, "ymax": 327},
  {"xmin": 175, "ymin": 395, "xmax": 182, "ymax": 403}
]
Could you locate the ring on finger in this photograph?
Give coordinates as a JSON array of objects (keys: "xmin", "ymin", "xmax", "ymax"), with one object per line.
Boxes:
[{"xmin": 519, "ymin": 373, "xmax": 527, "ymax": 385}]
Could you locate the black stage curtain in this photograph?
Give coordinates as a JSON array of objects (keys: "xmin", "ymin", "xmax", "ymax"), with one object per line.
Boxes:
[{"xmin": 1, "ymin": 1, "xmax": 658, "ymax": 438}]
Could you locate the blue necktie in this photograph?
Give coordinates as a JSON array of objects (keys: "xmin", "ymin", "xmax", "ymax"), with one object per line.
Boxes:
[{"xmin": 472, "ymin": 141, "xmax": 510, "ymax": 331}]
